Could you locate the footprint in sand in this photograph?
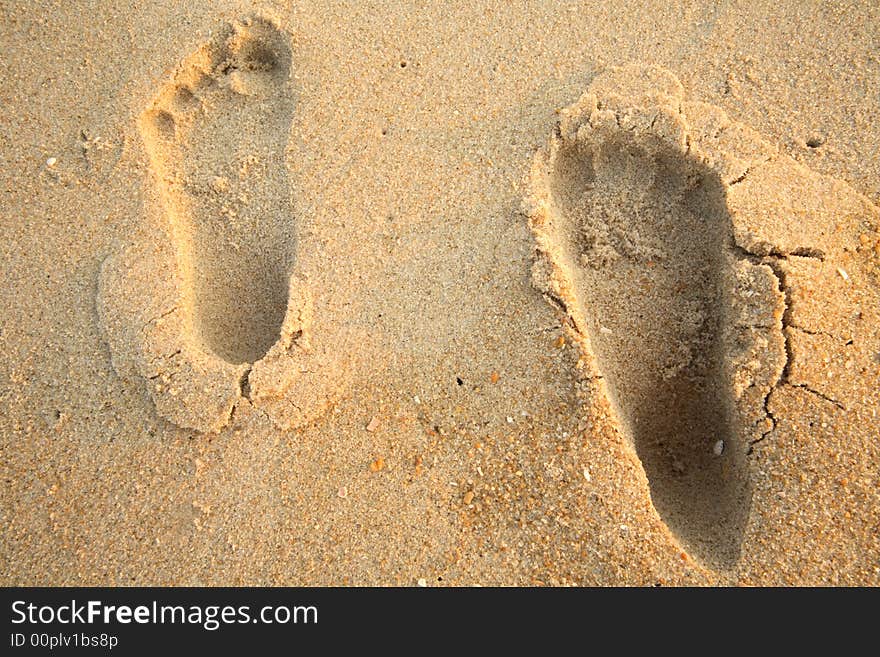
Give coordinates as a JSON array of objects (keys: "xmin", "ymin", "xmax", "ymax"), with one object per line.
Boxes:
[
  {"xmin": 526, "ymin": 64, "xmax": 791, "ymax": 567},
  {"xmin": 141, "ymin": 17, "xmax": 295, "ymax": 365},
  {"xmin": 98, "ymin": 16, "xmax": 344, "ymax": 433}
]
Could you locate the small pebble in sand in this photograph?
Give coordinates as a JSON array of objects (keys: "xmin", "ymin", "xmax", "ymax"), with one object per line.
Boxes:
[
  {"xmin": 713, "ymin": 440, "xmax": 725, "ymax": 456},
  {"xmin": 490, "ymin": 371, "xmax": 500, "ymax": 384},
  {"xmin": 337, "ymin": 486, "xmax": 348, "ymax": 499},
  {"xmin": 366, "ymin": 416, "xmax": 380, "ymax": 432},
  {"xmin": 417, "ymin": 578, "xmax": 427, "ymax": 587},
  {"xmin": 599, "ymin": 326, "xmax": 613, "ymax": 335},
  {"xmin": 413, "ymin": 395, "xmax": 421, "ymax": 404},
  {"xmin": 554, "ymin": 335, "xmax": 565, "ymax": 348},
  {"xmin": 463, "ymin": 491, "xmax": 475, "ymax": 505},
  {"xmin": 583, "ymin": 468, "xmax": 591, "ymax": 482},
  {"xmin": 369, "ymin": 457, "xmax": 385, "ymax": 472},
  {"xmin": 836, "ymin": 266, "xmax": 850, "ymax": 282},
  {"xmin": 506, "ymin": 416, "xmax": 514, "ymax": 423},
  {"xmin": 46, "ymin": 157, "xmax": 57, "ymax": 167},
  {"xmin": 210, "ymin": 175, "xmax": 230, "ymax": 194}
]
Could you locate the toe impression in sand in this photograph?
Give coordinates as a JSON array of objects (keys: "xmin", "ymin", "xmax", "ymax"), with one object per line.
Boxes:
[{"xmin": 97, "ymin": 16, "xmax": 345, "ymax": 433}]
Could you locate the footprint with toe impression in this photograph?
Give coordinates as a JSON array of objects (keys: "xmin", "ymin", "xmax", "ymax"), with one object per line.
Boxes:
[
  {"xmin": 98, "ymin": 16, "xmax": 345, "ymax": 433},
  {"xmin": 526, "ymin": 64, "xmax": 788, "ymax": 568}
]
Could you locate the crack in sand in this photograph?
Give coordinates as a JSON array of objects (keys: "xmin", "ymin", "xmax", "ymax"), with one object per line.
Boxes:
[
  {"xmin": 748, "ymin": 404, "xmax": 778, "ymax": 453},
  {"xmin": 239, "ymin": 366, "xmax": 253, "ymax": 402},
  {"xmin": 140, "ymin": 306, "xmax": 179, "ymax": 334},
  {"xmin": 789, "ymin": 383, "xmax": 846, "ymax": 410},
  {"xmin": 733, "ymin": 244, "xmax": 848, "ymax": 452},
  {"xmin": 788, "ymin": 324, "xmax": 847, "ymax": 341}
]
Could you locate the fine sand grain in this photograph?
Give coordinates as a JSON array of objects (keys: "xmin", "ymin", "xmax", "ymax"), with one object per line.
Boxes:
[{"xmin": 1, "ymin": 1, "xmax": 879, "ymax": 585}]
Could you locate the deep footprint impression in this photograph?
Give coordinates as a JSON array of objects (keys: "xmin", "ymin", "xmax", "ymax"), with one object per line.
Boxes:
[
  {"xmin": 98, "ymin": 16, "xmax": 342, "ymax": 433},
  {"xmin": 141, "ymin": 17, "xmax": 294, "ymax": 364},
  {"xmin": 527, "ymin": 65, "xmax": 788, "ymax": 567}
]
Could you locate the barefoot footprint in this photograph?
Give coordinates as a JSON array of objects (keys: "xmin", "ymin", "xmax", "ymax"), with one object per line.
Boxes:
[
  {"xmin": 526, "ymin": 64, "xmax": 791, "ymax": 567},
  {"xmin": 98, "ymin": 16, "xmax": 344, "ymax": 433},
  {"xmin": 142, "ymin": 18, "xmax": 296, "ymax": 365}
]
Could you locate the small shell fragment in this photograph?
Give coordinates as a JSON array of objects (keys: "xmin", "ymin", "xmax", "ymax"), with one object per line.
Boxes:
[{"xmin": 713, "ymin": 440, "xmax": 725, "ymax": 456}]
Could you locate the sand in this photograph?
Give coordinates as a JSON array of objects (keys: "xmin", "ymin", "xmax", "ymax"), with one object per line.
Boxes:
[{"xmin": 1, "ymin": 1, "xmax": 878, "ymax": 586}]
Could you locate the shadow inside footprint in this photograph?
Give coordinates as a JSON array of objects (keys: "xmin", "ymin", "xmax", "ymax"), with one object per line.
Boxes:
[
  {"xmin": 140, "ymin": 17, "xmax": 295, "ymax": 364},
  {"xmin": 546, "ymin": 125, "xmax": 749, "ymax": 567}
]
